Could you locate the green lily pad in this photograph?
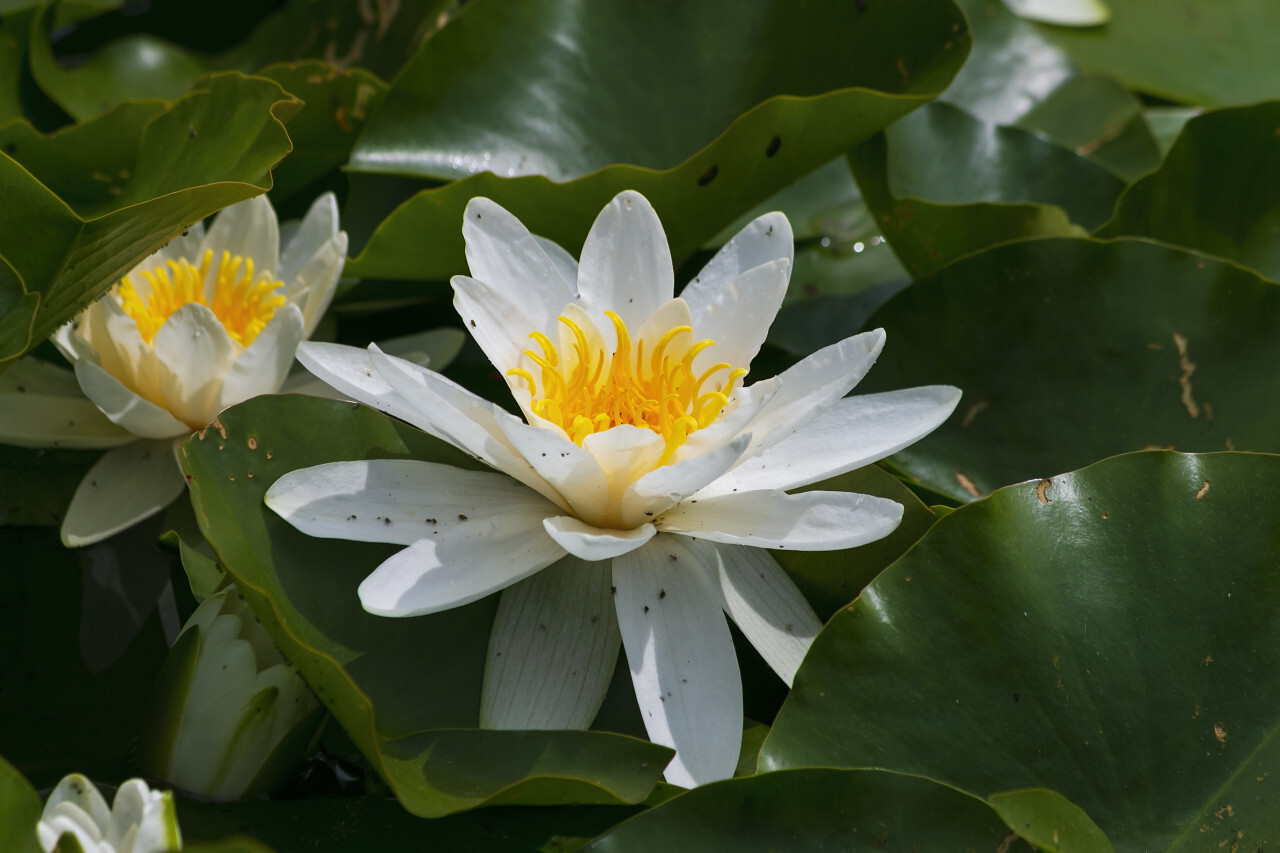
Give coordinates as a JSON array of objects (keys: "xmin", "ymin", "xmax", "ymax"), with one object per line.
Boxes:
[
  {"xmin": 180, "ymin": 394, "xmax": 671, "ymax": 818},
  {"xmin": 855, "ymin": 237, "xmax": 1280, "ymax": 503},
  {"xmin": 1098, "ymin": 101, "xmax": 1280, "ymax": 283},
  {"xmin": 344, "ymin": 0, "xmax": 971, "ymax": 280},
  {"xmin": 584, "ymin": 768, "xmax": 1103, "ymax": 851},
  {"xmin": 761, "ymin": 451, "xmax": 1280, "ymax": 850},
  {"xmin": 0, "ymin": 756, "xmax": 42, "ymax": 853},
  {"xmin": 0, "ymin": 72, "xmax": 298, "ymax": 368},
  {"xmin": 1031, "ymin": 0, "xmax": 1280, "ymax": 107}
]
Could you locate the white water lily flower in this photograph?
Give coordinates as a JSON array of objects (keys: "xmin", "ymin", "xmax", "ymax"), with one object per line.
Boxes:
[
  {"xmin": 36, "ymin": 774, "xmax": 181, "ymax": 853},
  {"xmin": 0, "ymin": 192, "xmax": 346, "ymax": 547},
  {"xmin": 266, "ymin": 190, "xmax": 960, "ymax": 787},
  {"xmin": 139, "ymin": 586, "xmax": 323, "ymax": 800}
]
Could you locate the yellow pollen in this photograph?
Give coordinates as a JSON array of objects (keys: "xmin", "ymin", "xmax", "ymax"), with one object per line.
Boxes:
[
  {"xmin": 116, "ymin": 249, "xmax": 286, "ymax": 346},
  {"xmin": 509, "ymin": 310, "xmax": 748, "ymax": 466}
]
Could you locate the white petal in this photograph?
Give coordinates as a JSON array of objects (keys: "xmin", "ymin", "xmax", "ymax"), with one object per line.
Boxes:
[
  {"xmin": 671, "ymin": 376, "xmax": 780, "ymax": 463},
  {"xmin": 452, "ymin": 274, "xmax": 537, "ymax": 375},
  {"xmin": 280, "ymin": 192, "xmax": 339, "ymax": 285},
  {"xmin": 39, "ymin": 808, "xmax": 107, "ymax": 852},
  {"xmin": 659, "ymin": 489, "xmax": 903, "ymax": 551},
  {"xmin": 684, "ymin": 539, "xmax": 822, "ymax": 687},
  {"xmin": 534, "ymin": 235, "xmax": 579, "ymax": 290},
  {"xmin": 685, "ymin": 258, "xmax": 790, "ymax": 376},
  {"xmin": 61, "ymin": 439, "xmax": 186, "ymax": 546},
  {"xmin": 620, "ymin": 433, "xmax": 751, "ymax": 525},
  {"xmin": 217, "ymin": 304, "xmax": 304, "ymax": 410},
  {"xmin": 1, "ymin": 356, "xmax": 82, "ymax": 395},
  {"xmin": 737, "ymin": 329, "xmax": 886, "ymax": 455},
  {"xmin": 577, "ymin": 191, "xmax": 673, "ymax": 335},
  {"xmin": 43, "ymin": 774, "xmax": 110, "ymax": 833},
  {"xmin": 89, "ymin": 296, "xmax": 160, "ymax": 402},
  {"xmin": 266, "ymin": 459, "xmax": 561, "ymax": 547},
  {"xmin": 201, "ymin": 195, "xmax": 280, "ymax": 278},
  {"xmin": 289, "ymin": 230, "xmax": 348, "ymax": 339},
  {"xmin": 481, "ymin": 554, "xmax": 619, "ymax": 730},
  {"xmin": 580, "ymin": 425, "xmax": 665, "ymax": 499},
  {"xmin": 682, "ymin": 212, "xmax": 793, "ymax": 313},
  {"xmin": 612, "ymin": 535, "xmax": 741, "ymax": 787},
  {"xmin": 0, "ymin": 391, "xmax": 134, "ymax": 449},
  {"xmin": 462, "ymin": 197, "xmax": 579, "ymax": 329},
  {"xmin": 357, "ymin": 522, "xmax": 565, "ymax": 617},
  {"xmin": 496, "ymin": 416, "xmax": 609, "ymax": 516},
  {"xmin": 295, "ymin": 341, "xmax": 427, "ymax": 424},
  {"xmin": 151, "ymin": 303, "xmax": 237, "ymax": 428},
  {"xmin": 73, "ymin": 359, "xmax": 190, "ymax": 439},
  {"xmin": 365, "ymin": 346, "xmax": 562, "ymax": 503},
  {"xmin": 544, "ymin": 516, "xmax": 656, "ymax": 560},
  {"xmin": 707, "ymin": 386, "xmax": 962, "ymax": 495},
  {"xmin": 1003, "ymin": 0, "xmax": 1109, "ymax": 26}
]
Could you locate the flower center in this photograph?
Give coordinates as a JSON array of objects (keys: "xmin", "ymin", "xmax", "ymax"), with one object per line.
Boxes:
[
  {"xmin": 509, "ymin": 310, "xmax": 747, "ymax": 465},
  {"xmin": 117, "ymin": 249, "xmax": 286, "ymax": 346}
]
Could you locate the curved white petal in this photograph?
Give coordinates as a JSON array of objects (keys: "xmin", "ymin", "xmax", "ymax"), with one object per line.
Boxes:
[
  {"xmin": 577, "ymin": 190, "xmax": 673, "ymax": 336},
  {"xmin": 357, "ymin": 522, "xmax": 565, "ymax": 617},
  {"xmin": 659, "ymin": 489, "xmax": 904, "ymax": 551},
  {"xmin": 671, "ymin": 376, "xmax": 779, "ymax": 464},
  {"xmin": 1003, "ymin": 0, "xmax": 1110, "ymax": 27},
  {"xmin": 682, "ymin": 211, "xmax": 793, "ymax": 313},
  {"xmin": 481, "ymin": 554, "xmax": 620, "ymax": 730},
  {"xmin": 580, "ymin": 426, "xmax": 665, "ymax": 500},
  {"xmin": 620, "ymin": 433, "xmax": 751, "ymax": 525},
  {"xmin": 462, "ymin": 197, "xmax": 579, "ymax": 329},
  {"xmin": 61, "ymin": 439, "xmax": 186, "ymax": 547},
  {"xmin": 201, "ymin": 194, "xmax": 280, "ymax": 279},
  {"xmin": 707, "ymin": 385, "xmax": 962, "ymax": 495},
  {"xmin": 366, "ymin": 345, "xmax": 562, "ymax": 503},
  {"xmin": 290, "ymin": 231, "xmax": 348, "ymax": 339},
  {"xmin": 737, "ymin": 329, "xmax": 886, "ymax": 455},
  {"xmin": 280, "ymin": 191, "xmax": 339, "ymax": 285},
  {"xmin": 0, "ymin": 391, "xmax": 134, "ymax": 449},
  {"xmin": 43, "ymin": 774, "xmax": 111, "ymax": 833},
  {"xmin": 295, "ymin": 341, "xmax": 426, "ymax": 425},
  {"xmin": 452, "ymin": 274, "xmax": 538, "ymax": 375},
  {"xmin": 266, "ymin": 459, "xmax": 560, "ymax": 547},
  {"xmin": 87, "ymin": 297, "xmax": 159, "ymax": 401},
  {"xmin": 151, "ymin": 303, "xmax": 236, "ymax": 428},
  {"xmin": 685, "ymin": 258, "xmax": 790, "ymax": 377},
  {"xmin": 496, "ymin": 416, "xmax": 609, "ymax": 516},
  {"xmin": 74, "ymin": 359, "xmax": 190, "ymax": 439},
  {"xmin": 612, "ymin": 535, "xmax": 741, "ymax": 788},
  {"xmin": 683, "ymin": 539, "xmax": 822, "ymax": 687},
  {"xmin": 543, "ymin": 516, "xmax": 656, "ymax": 561},
  {"xmin": 534, "ymin": 235, "xmax": 579, "ymax": 290},
  {"xmin": 217, "ymin": 304, "xmax": 304, "ymax": 410}
]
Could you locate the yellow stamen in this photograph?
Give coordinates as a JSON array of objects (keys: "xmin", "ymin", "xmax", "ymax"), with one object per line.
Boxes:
[
  {"xmin": 508, "ymin": 308, "xmax": 747, "ymax": 465},
  {"xmin": 116, "ymin": 249, "xmax": 285, "ymax": 346}
]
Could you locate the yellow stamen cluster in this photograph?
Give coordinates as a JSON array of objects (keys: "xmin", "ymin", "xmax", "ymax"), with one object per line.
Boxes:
[
  {"xmin": 117, "ymin": 249, "xmax": 286, "ymax": 346},
  {"xmin": 509, "ymin": 310, "xmax": 747, "ymax": 466}
]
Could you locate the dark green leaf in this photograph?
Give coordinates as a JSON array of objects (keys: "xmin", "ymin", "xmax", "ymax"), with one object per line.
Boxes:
[
  {"xmin": 0, "ymin": 73, "xmax": 298, "ymax": 368},
  {"xmin": 181, "ymin": 394, "xmax": 671, "ymax": 817},
  {"xmin": 1098, "ymin": 101, "xmax": 1280, "ymax": 282},
  {"xmin": 584, "ymin": 768, "xmax": 1038, "ymax": 852},
  {"xmin": 761, "ymin": 451, "xmax": 1280, "ymax": 850},
  {"xmin": 1031, "ymin": 0, "xmax": 1280, "ymax": 107},
  {"xmin": 0, "ymin": 755, "xmax": 43, "ymax": 853},
  {"xmin": 344, "ymin": 0, "xmax": 971, "ymax": 279},
  {"xmin": 856, "ymin": 237, "xmax": 1280, "ymax": 502}
]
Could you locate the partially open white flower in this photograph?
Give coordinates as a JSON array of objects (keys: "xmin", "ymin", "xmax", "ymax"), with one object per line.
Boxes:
[
  {"xmin": 266, "ymin": 190, "xmax": 960, "ymax": 787},
  {"xmin": 0, "ymin": 192, "xmax": 346, "ymax": 547},
  {"xmin": 139, "ymin": 586, "xmax": 323, "ymax": 800},
  {"xmin": 36, "ymin": 774, "xmax": 181, "ymax": 853}
]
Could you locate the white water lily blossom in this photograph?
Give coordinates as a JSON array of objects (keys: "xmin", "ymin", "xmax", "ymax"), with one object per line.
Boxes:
[
  {"xmin": 265, "ymin": 191, "xmax": 960, "ymax": 787},
  {"xmin": 0, "ymin": 192, "xmax": 346, "ymax": 547},
  {"xmin": 36, "ymin": 773, "xmax": 181, "ymax": 853}
]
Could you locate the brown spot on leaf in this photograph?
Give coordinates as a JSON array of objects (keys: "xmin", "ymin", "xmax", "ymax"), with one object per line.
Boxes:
[
  {"xmin": 1036, "ymin": 479, "xmax": 1052, "ymax": 505},
  {"xmin": 1196, "ymin": 481, "xmax": 1211, "ymax": 500},
  {"xmin": 955, "ymin": 472, "xmax": 981, "ymax": 498}
]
